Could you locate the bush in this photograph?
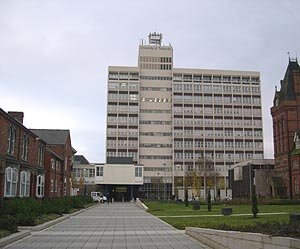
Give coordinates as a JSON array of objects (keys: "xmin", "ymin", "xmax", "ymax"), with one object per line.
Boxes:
[
  {"xmin": 0, "ymin": 215, "xmax": 18, "ymax": 232},
  {"xmin": 0, "ymin": 196, "xmax": 93, "ymax": 227}
]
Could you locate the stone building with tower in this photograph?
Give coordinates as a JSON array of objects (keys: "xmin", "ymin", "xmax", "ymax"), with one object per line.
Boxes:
[{"xmin": 271, "ymin": 59, "xmax": 300, "ymax": 199}]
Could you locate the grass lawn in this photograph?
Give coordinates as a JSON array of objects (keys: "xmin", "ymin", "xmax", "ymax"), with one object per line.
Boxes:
[
  {"xmin": 0, "ymin": 230, "xmax": 12, "ymax": 239},
  {"xmin": 144, "ymin": 201, "xmax": 300, "ymax": 230}
]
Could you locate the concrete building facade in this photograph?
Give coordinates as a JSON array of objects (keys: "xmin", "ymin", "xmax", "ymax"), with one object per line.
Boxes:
[{"xmin": 106, "ymin": 33, "xmax": 264, "ymax": 199}]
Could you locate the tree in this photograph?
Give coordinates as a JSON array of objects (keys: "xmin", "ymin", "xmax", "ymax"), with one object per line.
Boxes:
[
  {"xmin": 184, "ymin": 188, "xmax": 189, "ymax": 207},
  {"xmin": 251, "ymin": 186, "xmax": 259, "ymax": 218},
  {"xmin": 196, "ymin": 158, "xmax": 216, "ymax": 200},
  {"xmin": 207, "ymin": 189, "xmax": 212, "ymax": 211}
]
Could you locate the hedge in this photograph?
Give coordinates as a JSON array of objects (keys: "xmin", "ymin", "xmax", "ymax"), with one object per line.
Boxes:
[{"xmin": 0, "ymin": 196, "xmax": 92, "ymax": 229}]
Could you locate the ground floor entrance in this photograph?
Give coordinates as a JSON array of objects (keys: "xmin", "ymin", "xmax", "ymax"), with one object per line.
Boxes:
[{"xmin": 102, "ymin": 184, "xmax": 141, "ymax": 202}]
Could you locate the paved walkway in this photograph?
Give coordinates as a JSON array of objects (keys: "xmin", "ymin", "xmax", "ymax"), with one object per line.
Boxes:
[{"xmin": 5, "ymin": 203, "xmax": 210, "ymax": 249}]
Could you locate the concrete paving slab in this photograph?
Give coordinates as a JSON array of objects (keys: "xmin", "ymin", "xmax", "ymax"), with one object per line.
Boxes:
[{"xmin": 4, "ymin": 203, "xmax": 210, "ymax": 249}]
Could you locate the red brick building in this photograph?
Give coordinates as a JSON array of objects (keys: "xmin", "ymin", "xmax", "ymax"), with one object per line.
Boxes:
[
  {"xmin": 0, "ymin": 109, "xmax": 46, "ymax": 198},
  {"xmin": 30, "ymin": 129, "xmax": 76, "ymax": 196},
  {"xmin": 271, "ymin": 59, "xmax": 300, "ymax": 198}
]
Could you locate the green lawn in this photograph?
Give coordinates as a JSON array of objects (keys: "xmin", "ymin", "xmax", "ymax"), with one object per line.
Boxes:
[
  {"xmin": 0, "ymin": 230, "xmax": 12, "ymax": 239},
  {"xmin": 144, "ymin": 201, "xmax": 300, "ymax": 230}
]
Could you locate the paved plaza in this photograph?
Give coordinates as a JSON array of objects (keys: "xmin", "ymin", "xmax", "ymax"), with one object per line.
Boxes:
[{"xmin": 5, "ymin": 203, "xmax": 210, "ymax": 249}]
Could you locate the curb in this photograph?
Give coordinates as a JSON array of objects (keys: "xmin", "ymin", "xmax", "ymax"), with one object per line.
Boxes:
[
  {"xmin": 135, "ymin": 198, "xmax": 149, "ymax": 211},
  {"xmin": 0, "ymin": 230, "xmax": 30, "ymax": 248},
  {"xmin": 0, "ymin": 204, "xmax": 97, "ymax": 247}
]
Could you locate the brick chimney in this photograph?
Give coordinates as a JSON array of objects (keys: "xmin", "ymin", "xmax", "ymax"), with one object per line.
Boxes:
[{"xmin": 8, "ymin": 111, "xmax": 24, "ymax": 124}]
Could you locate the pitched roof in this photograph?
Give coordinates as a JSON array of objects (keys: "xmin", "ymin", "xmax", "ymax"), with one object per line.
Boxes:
[
  {"xmin": 277, "ymin": 59, "xmax": 300, "ymax": 104},
  {"xmin": 74, "ymin": 155, "xmax": 90, "ymax": 164},
  {"xmin": 30, "ymin": 129, "xmax": 69, "ymax": 145}
]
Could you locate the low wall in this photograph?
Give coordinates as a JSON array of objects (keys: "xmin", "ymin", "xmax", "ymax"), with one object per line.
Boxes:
[
  {"xmin": 186, "ymin": 227, "xmax": 300, "ymax": 249},
  {"xmin": 135, "ymin": 198, "xmax": 148, "ymax": 211}
]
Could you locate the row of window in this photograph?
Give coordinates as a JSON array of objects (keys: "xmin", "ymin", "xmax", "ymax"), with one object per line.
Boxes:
[
  {"xmin": 108, "ymin": 72, "xmax": 139, "ymax": 80},
  {"xmin": 139, "ymin": 155, "xmax": 172, "ymax": 160},
  {"xmin": 174, "ymin": 140, "xmax": 263, "ymax": 148},
  {"xmin": 144, "ymin": 167, "xmax": 173, "ymax": 172},
  {"xmin": 173, "ymin": 106, "xmax": 261, "ymax": 115},
  {"xmin": 173, "ymin": 84, "xmax": 260, "ymax": 93},
  {"xmin": 108, "ymin": 82, "xmax": 139, "ymax": 90},
  {"xmin": 108, "ymin": 93, "xmax": 139, "ymax": 101},
  {"xmin": 107, "ymin": 141, "xmax": 138, "ymax": 147},
  {"xmin": 140, "ymin": 132, "xmax": 172, "ymax": 136},
  {"xmin": 140, "ymin": 120, "xmax": 171, "ymax": 125},
  {"xmin": 173, "ymin": 152, "xmax": 263, "ymax": 160},
  {"xmin": 107, "ymin": 116, "xmax": 138, "ymax": 124},
  {"xmin": 140, "ymin": 87, "xmax": 172, "ymax": 91},
  {"xmin": 7, "ymin": 126, "xmax": 45, "ymax": 166},
  {"xmin": 108, "ymin": 72, "xmax": 259, "ymax": 84},
  {"xmin": 106, "ymin": 151, "xmax": 138, "ymax": 159},
  {"xmin": 107, "ymin": 105, "xmax": 139, "ymax": 112},
  {"xmin": 5, "ymin": 167, "xmax": 44, "ymax": 197},
  {"xmin": 173, "ymin": 95, "xmax": 261, "ymax": 105},
  {"xmin": 141, "ymin": 97, "xmax": 171, "ymax": 103},
  {"xmin": 173, "ymin": 74, "xmax": 259, "ymax": 84},
  {"xmin": 140, "ymin": 109, "xmax": 171, "ymax": 114},
  {"xmin": 173, "ymin": 118, "xmax": 262, "ymax": 127},
  {"xmin": 140, "ymin": 63, "xmax": 172, "ymax": 70},
  {"xmin": 107, "ymin": 130, "xmax": 138, "ymax": 136},
  {"xmin": 140, "ymin": 76, "xmax": 172, "ymax": 81},
  {"xmin": 140, "ymin": 143, "xmax": 172, "ymax": 148},
  {"xmin": 73, "ymin": 168, "xmax": 95, "ymax": 178},
  {"xmin": 139, "ymin": 56, "xmax": 172, "ymax": 63},
  {"xmin": 173, "ymin": 129, "xmax": 263, "ymax": 137}
]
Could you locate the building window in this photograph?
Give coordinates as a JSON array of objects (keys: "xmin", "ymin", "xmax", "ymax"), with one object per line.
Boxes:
[
  {"xmin": 135, "ymin": 167, "xmax": 142, "ymax": 177},
  {"xmin": 38, "ymin": 144, "xmax": 45, "ymax": 166},
  {"xmin": 7, "ymin": 126, "xmax": 16, "ymax": 155},
  {"xmin": 50, "ymin": 179, "xmax": 54, "ymax": 192},
  {"xmin": 22, "ymin": 133, "xmax": 29, "ymax": 160},
  {"xmin": 96, "ymin": 166, "xmax": 103, "ymax": 177},
  {"xmin": 20, "ymin": 171, "xmax": 30, "ymax": 197},
  {"xmin": 51, "ymin": 159, "xmax": 55, "ymax": 169},
  {"xmin": 5, "ymin": 167, "xmax": 18, "ymax": 197},
  {"xmin": 36, "ymin": 175, "xmax": 44, "ymax": 197}
]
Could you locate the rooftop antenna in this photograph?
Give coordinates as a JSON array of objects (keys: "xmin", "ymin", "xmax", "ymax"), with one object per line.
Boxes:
[{"xmin": 288, "ymin": 51, "xmax": 291, "ymax": 61}]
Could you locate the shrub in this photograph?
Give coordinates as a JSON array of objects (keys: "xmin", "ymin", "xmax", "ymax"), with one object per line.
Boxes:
[
  {"xmin": 0, "ymin": 215, "xmax": 18, "ymax": 232},
  {"xmin": 0, "ymin": 196, "xmax": 93, "ymax": 227}
]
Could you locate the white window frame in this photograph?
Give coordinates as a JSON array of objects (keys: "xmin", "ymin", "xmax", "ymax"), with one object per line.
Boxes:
[
  {"xmin": 19, "ymin": 171, "xmax": 30, "ymax": 197},
  {"xmin": 135, "ymin": 167, "xmax": 142, "ymax": 177},
  {"xmin": 4, "ymin": 167, "xmax": 18, "ymax": 197},
  {"xmin": 36, "ymin": 175, "xmax": 44, "ymax": 198}
]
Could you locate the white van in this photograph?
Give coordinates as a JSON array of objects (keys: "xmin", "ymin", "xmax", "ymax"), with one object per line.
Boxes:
[{"xmin": 91, "ymin": 192, "xmax": 107, "ymax": 203}]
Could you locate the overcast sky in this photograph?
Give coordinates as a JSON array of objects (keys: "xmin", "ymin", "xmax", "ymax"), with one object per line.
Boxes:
[{"xmin": 1, "ymin": 0, "xmax": 299, "ymax": 162}]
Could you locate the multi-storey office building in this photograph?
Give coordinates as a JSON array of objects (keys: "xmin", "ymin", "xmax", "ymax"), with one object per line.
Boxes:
[{"xmin": 106, "ymin": 33, "xmax": 264, "ymax": 199}]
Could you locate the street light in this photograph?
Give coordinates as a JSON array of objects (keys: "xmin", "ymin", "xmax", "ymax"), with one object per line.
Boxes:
[
  {"xmin": 157, "ymin": 172, "xmax": 160, "ymax": 200},
  {"xmin": 83, "ymin": 169, "xmax": 87, "ymax": 196},
  {"xmin": 163, "ymin": 163, "xmax": 166, "ymax": 200}
]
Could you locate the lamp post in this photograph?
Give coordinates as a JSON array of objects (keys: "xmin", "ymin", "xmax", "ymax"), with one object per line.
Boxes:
[
  {"xmin": 157, "ymin": 172, "xmax": 160, "ymax": 200},
  {"xmin": 83, "ymin": 169, "xmax": 87, "ymax": 196},
  {"xmin": 163, "ymin": 163, "xmax": 166, "ymax": 200}
]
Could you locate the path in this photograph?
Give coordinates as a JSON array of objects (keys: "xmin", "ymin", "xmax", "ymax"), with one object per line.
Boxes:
[{"xmin": 5, "ymin": 203, "xmax": 210, "ymax": 249}]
